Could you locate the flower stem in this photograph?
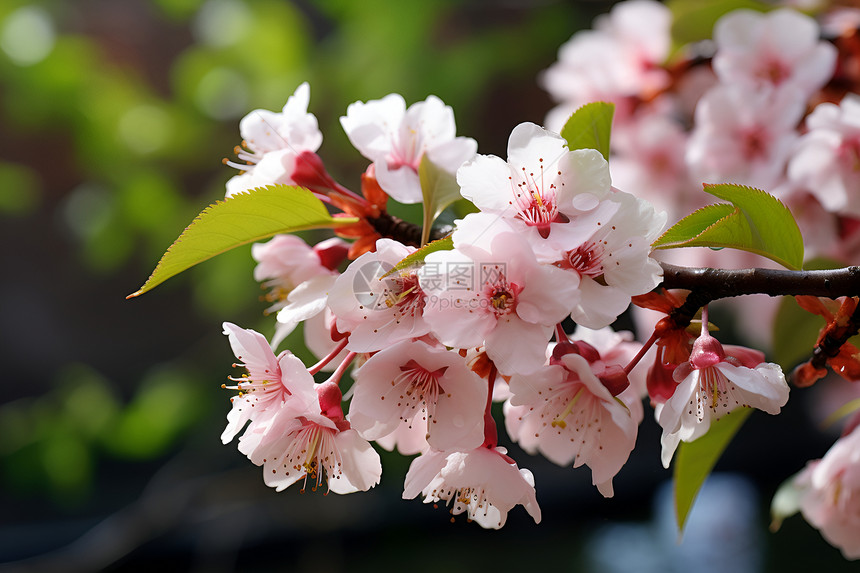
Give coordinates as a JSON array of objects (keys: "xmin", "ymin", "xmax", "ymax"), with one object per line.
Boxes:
[
  {"xmin": 308, "ymin": 338, "xmax": 350, "ymax": 375},
  {"xmin": 324, "ymin": 351, "xmax": 357, "ymax": 387},
  {"xmin": 624, "ymin": 329, "xmax": 660, "ymax": 376},
  {"xmin": 481, "ymin": 364, "xmax": 499, "ymax": 449}
]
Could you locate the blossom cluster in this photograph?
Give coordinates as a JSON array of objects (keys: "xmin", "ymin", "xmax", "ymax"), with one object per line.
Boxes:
[
  {"xmin": 215, "ymin": 71, "xmax": 799, "ymax": 531},
  {"xmin": 542, "ymin": 0, "xmax": 860, "ymax": 558},
  {"xmin": 543, "ymin": 0, "xmax": 860, "ymax": 265},
  {"xmin": 155, "ymin": 0, "xmax": 860, "ymax": 559}
]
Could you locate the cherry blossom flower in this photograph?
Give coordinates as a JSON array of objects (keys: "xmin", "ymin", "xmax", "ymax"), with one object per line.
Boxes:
[
  {"xmin": 403, "ymin": 446, "xmax": 541, "ymax": 529},
  {"xmin": 573, "ymin": 325, "xmax": 647, "ymax": 423},
  {"xmin": 788, "ymin": 95, "xmax": 860, "ymax": 219},
  {"xmin": 657, "ymin": 323, "xmax": 790, "ymax": 467},
  {"xmin": 609, "ymin": 113, "xmax": 691, "ymax": 220},
  {"xmin": 712, "ymin": 8, "xmax": 837, "ymax": 99},
  {"xmin": 225, "ymin": 82, "xmax": 323, "ymax": 196},
  {"xmin": 795, "ymin": 425, "xmax": 860, "ymax": 559},
  {"xmin": 349, "ymin": 339, "xmax": 485, "ymax": 452},
  {"xmin": 372, "ymin": 416, "xmax": 430, "ymax": 456},
  {"xmin": 553, "ymin": 190, "xmax": 665, "ymax": 329},
  {"xmin": 457, "ymin": 122, "xmax": 616, "ymax": 258},
  {"xmin": 220, "ymin": 322, "xmax": 318, "ymax": 445},
  {"xmin": 251, "ymin": 235, "xmax": 347, "ymax": 346},
  {"xmin": 541, "ymin": 0, "xmax": 672, "ymax": 130},
  {"xmin": 506, "ymin": 338, "xmax": 639, "ymax": 497},
  {"xmin": 419, "ymin": 218, "xmax": 580, "ymax": 375},
  {"xmin": 686, "ymin": 83, "xmax": 804, "ymax": 190},
  {"xmin": 340, "ymin": 94, "xmax": 476, "ymax": 204},
  {"xmin": 328, "ymin": 238, "xmax": 430, "ymax": 352},
  {"xmin": 241, "ymin": 381, "xmax": 382, "ymax": 494}
]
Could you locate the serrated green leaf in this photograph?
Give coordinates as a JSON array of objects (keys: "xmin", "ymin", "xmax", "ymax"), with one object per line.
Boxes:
[
  {"xmin": 129, "ymin": 185, "xmax": 358, "ymax": 297},
  {"xmin": 674, "ymin": 407, "xmax": 752, "ymax": 533},
  {"xmin": 381, "ymin": 236, "xmax": 454, "ymax": 279},
  {"xmin": 654, "ymin": 203, "xmax": 736, "ymax": 246},
  {"xmin": 653, "ymin": 184, "xmax": 804, "ymax": 270},
  {"xmin": 560, "ymin": 102, "xmax": 614, "ymax": 161},
  {"xmin": 419, "ymin": 155, "xmax": 463, "ymax": 246}
]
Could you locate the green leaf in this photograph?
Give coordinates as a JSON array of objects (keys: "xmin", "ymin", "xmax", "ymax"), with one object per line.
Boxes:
[
  {"xmin": 381, "ymin": 235, "xmax": 454, "ymax": 279},
  {"xmin": 128, "ymin": 185, "xmax": 358, "ymax": 297},
  {"xmin": 419, "ymin": 154, "xmax": 464, "ymax": 246},
  {"xmin": 560, "ymin": 101, "xmax": 614, "ymax": 161},
  {"xmin": 674, "ymin": 407, "xmax": 752, "ymax": 533},
  {"xmin": 653, "ymin": 184, "xmax": 804, "ymax": 270}
]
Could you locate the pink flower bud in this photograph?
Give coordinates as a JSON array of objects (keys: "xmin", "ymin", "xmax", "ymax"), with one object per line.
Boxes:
[
  {"xmin": 317, "ymin": 380, "xmax": 344, "ymax": 421},
  {"xmin": 690, "ymin": 332, "xmax": 726, "ymax": 369},
  {"xmin": 599, "ymin": 364, "xmax": 630, "ymax": 397}
]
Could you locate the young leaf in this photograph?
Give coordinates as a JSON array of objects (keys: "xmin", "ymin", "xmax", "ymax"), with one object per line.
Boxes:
[
  {"xmin": 652, "ymin": 184, "xmax": 804, "ymax": 270},
  {"xmin": 128, "ymin": 185, "xmax": 358, "ymax": 298},
  {"xmin": 560, "ymin": 102, "xmax": 615, "ymax": 161},
  {"xmin": 419, "ymin": 155, "xmax": 464, "ymax": 246},
  {"xmin": 674, "ymin": 407, "xmax": 752, "ymax": 533},
  {"xmin": 381, "ymin": 235, "xmax": 454, "ymax": 279}
]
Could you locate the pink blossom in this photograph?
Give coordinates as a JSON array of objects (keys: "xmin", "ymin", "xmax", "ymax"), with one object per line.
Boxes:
[
  {"xmin": 686, "ymin": 84, "xmax": 804, "ymax": 190},
  {"xmin": 541, "ymin": 0, "xmax": 671, "ymax": 130},
  {"xmin": 457, "ymin": 122, "xmax": 616, "ymax": 258},
  {"xmin": 657, "ymin": 332, "xmax": 790, "ymax": 467},
  {"xmin": 372, "ymin": 416, "xmax": 430, "ymax": 456},
  {"xmin": 225, "ymin": 82, "xmax": 323, "ymax": 196},
  {"xmin": 349, "ymin": 339, "xmax": 486, "ymax": 452},
  {"xmin": 251, "ymin": 235, "xmax": 346, "ymax": 346},
  {"xmin": 220, "ymin": 322, "xmax": 318, "ymax": 445},
  {"xmin": 403, "ymin": 446, "xmax": 541, "ymax": 529},
  {"xmin": 788, "ymin": 95, "xmax": 860, "ymax": 219},
  {"xmin": 242, "ymin": 383, "xmax": 382, "ymax": 495},
  {"xmin": 553, "ymin": 190, "xmax": 665, "ymax": 329},
  {"xmin": 419, "ymin": 218, "xmax": 580, "ymax": 375},
  {"xmin": 713, "ymin": 8, "xmax": 836, "ymax": 99},
  {"xmin": 795, "ymin": 426, "xmax": 860, "ymax": 559},
  {"xmin": 610, "ymin": 113, "xmax": 691, "ymax": 221},
  {"xmin": 328, "ymin": 238, "xmax": 430, "ymax": 352},
  {"xmin": 340, "ymin": 94, "xmax": 476, "ymax": 204},
  {"xmin": 573, "ymin": 325, "xmax": 647, "ymax": 423},
  {"xmin": 506, "ymin": 340, "xmax": 639, "ymax": 497}
]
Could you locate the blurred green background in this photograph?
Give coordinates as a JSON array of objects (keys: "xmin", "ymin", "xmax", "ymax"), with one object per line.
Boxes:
[{"xmin": 0, "ymin": 0, "xmax": 855, "ymax": 570}]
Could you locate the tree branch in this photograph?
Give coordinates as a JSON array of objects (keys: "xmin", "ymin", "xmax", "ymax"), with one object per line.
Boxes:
[
  {"xmin": 657, "ymin": 261, "xmax": 860, "ymax": 332},
  {"xmin": 659, "ymin": 262, "xmax": 860, "ymax": 298}
]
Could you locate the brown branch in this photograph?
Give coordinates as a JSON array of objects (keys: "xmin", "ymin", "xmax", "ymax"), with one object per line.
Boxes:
[
  {"xmin": 366, "ymin": 214, "xmax": 449, "ymax": 247},
  {"xmin": 658, "ymin": 262, "xmax": 860, "ymax": 328},
  {"xmin": 659, "ymin": 262, "xmax": 860, "ymax": 298}
]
